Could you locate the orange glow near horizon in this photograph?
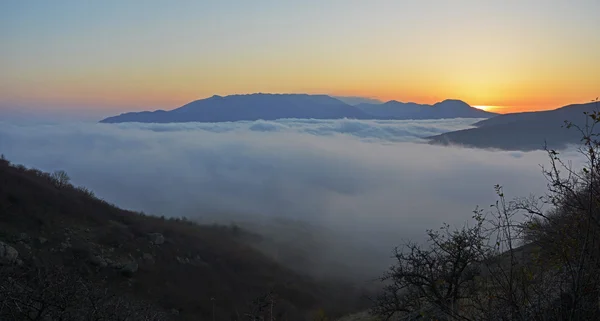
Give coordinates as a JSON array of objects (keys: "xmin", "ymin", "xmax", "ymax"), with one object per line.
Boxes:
[
  {"xmin": 1, "ymin": 1, "xmax": 599, "ymax": 115},
  {"xmin": 0, "ymin": 86, "xmax": 595, "ymax": 115},
  {"xmin": 3, "ymin": 53, "xmax": 596, "ymax": 115},
  {"xmin": 472, "ymin": 106, "xmax": 494, "ymax": 112}
]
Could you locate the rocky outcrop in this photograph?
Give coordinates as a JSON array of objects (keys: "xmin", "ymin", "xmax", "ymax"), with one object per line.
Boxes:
[
  {"xmin": 60, "ymin": 239, "xmax": 72, "ymax": 251},
  {"xmin": 15, "ymin": 232, "xmax": 29, "ymax": 242},
  {"xmin": 89, "ymin": 255, "xmax": 108, "ymax": 267},
  {"xmin": 0, "ymin": 242, "xmax": 19, "ymax": 265},
  {"xmin": 142, "ymin": 253, "xmax": 155, "ymax": 265},
  {"xmin": 176, "ymin": 255, "xmax": 208, "ymax": 267},
  {"xmin": 148, "ymin": 233, "xmax": 165, "ymax": 245},
  {"xmin": 121, "ymin": 261, "xmax": 139, "ymax": 277}
]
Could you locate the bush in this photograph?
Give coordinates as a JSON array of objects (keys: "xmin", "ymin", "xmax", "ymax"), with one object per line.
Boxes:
[
  {"xmin": 0, "ymin": 154, "xmax": 9, "ymax": 166},
  {"xmin": 51, "ymin": 170, "xmax": 72, "ymax": 189},
  {"xmin": 76, "ymin": 186, "xmax": 96, "ymax": 198},
  {"xmin": 0, "ymin": 264, "xmax": 167, "ymax": 321},
  {"xmin": 372, "ymin": 107, "xmax": 600, "ymax": 321}
]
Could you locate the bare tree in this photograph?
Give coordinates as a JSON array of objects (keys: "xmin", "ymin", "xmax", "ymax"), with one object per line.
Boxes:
[
  {"xmin": 372, "ymin": 100, "xmax": 600, "ymax": 321},
  {"xmin": 518, "ymin": 102, "xmax": 600, "ymax": 320},
  {"xmin": 0, "ymin": 264, "xmax": 168, "ymax": 321},
  {"xmin": 244, "ymin": 291, "xmax": 277, "ymax": 321},
  {"xmin": 371, "ymin": 221, "xmax": 488, "ymax": 321},
  {"xmin": 51, "ymin": 170, "xmax": 72, "ymax": 189}
]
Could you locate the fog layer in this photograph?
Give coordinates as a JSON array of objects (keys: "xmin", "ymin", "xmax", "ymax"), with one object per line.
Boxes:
[{"xmin": 0, "ymin": 118, "xmax": 577, "ymax": 280}]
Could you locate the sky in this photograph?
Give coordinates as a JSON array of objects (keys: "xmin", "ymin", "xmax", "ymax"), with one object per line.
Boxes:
[{"xmin": 1, "ymin": 0, "xmax": 599, "ymax": 115}]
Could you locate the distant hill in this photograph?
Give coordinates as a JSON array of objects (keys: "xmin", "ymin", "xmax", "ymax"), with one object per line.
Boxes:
[
  {"xmin": 100, "ymin": 94, "xmax": 495, "ymax": 123},
  {"xmin": 100, "ymin": 94, "xmax": 370, "ymax": 123},
  {"xmin": 0, "ymin": 157, "xmax": 367, "ymax": 320},
  {"xmin": 428, "ymin": 101, "xmax": 600, "ymax": 151},
  {"xmin": 333, "ymin": 96, "xmax": 383, "ymax": 106},
  {"xmin": 355, "ymin": 99, "xmax": 497, "ymax": 119}
]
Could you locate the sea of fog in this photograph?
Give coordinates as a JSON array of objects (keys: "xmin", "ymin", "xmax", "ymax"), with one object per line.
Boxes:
[{"xmin": 0, "ymin": 118, "xmax": 584, "ymax": 280}]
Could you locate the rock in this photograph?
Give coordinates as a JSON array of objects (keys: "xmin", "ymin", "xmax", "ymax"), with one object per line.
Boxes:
[
  {"xmin": 89, "ymin": 255, "xmax": 108, "ymax": 267},
  {"xmin": 108, "ymin": 260, "xmax": 124, "ymax": 269},
  {"xmin": 191, "ymin": 255, "xmax": 208, "ymax": 267},
  {"xmin": 176, "ymin": 256, "xmax": 190, "ymax": 264},
  {"xmin": 0, "ymin": 242, "xmax": 19, "ymax": 265},
  {"xmin": 121, "ymin": 261, "xmax": 139, "ymax": 277},
  {"xmin": 142, "ymin": 253, "xmax": 155, "ymax": 264},
  {"xmin": 38, "ymin": 237, "xmax": 47, "ymax": 245},
  {"xmin": 170, "ymin": 309, "xmax": 180, "ymax": 316},
  {"xmin": 16, "ymin": 232, "xmax": 29, "ymax": 242},
  {"xmin": 148, "ymin": 233, "xmax": 165, "ymax": 245},
  {"xmin": 59, "ymin": 241, "xmax": 71, "ymax": 252}
]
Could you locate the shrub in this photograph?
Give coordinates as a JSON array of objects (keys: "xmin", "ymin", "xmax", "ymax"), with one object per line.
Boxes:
[
  {"xmin": 51, "ymin": 170, "xmax": 72, "ymax": 189},
  {"xmin": 372, "ymin": 106, "xmax": 600, "ymax": 321}
]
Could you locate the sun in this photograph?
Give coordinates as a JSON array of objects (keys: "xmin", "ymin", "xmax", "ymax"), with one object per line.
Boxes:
[{"xmin": 473, "ymin": 105, "xmax": 494, "ymax": 111}]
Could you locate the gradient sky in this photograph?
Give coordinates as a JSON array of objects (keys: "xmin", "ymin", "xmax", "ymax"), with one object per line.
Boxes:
[{"xmin": 1, "ymin": 0, "xmax": 599, "ymax": 115}]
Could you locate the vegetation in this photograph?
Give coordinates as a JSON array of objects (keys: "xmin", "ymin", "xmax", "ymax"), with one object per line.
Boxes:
[
  {"xmin": 0, "ymin": 155, "xmax": 368, "ymax": 320},
  {"xmin": 372, "ymin": 103, "xmax": 600, "ymax": 320},
  {"xmin": 3, "ymin": 104, "xmax": 600, "ymax": 320}
]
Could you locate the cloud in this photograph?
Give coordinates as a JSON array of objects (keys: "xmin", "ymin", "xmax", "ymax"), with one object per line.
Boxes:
[
  {"xmin": 0, "ymin": 118, "xmax": 579, "ymax": 280},
  {"xmin": 107, "ymin": 117, "xmax": 482, "ymax": 142}
]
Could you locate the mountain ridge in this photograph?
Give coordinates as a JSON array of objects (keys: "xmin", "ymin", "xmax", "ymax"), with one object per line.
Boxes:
[
  {"xmin": 355, "ymin": 98, "xmax": 496, "ymax": 120},
  {"xmin": 428, "ymin": 101, "xmax": 600, "ymax": 151},
  {"xmin": 100, "ymin": 93, "xmax": 496, "ymax": 123}
]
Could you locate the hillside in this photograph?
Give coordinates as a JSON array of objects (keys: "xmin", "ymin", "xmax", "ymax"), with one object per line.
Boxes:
[
  {"xmin": 356, "ymin": 99, "xmax": 496, "ymax": 119},
  {"xmin": 0, "ymin": 157, "xmax": 368, "ymax": 320},
  {"xmin": 428, "ymin": 101, "xmax": 600, "ymax": 151},
  {"xmin": 100, "ymin": 94, "xmax": 370, "ymax": 123}
]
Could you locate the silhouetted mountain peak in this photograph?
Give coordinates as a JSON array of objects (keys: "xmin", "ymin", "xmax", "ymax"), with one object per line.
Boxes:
[
  {"xmin": 355, "ymin": 98, "xmax": 495, "ymax": 120},
  {"xmin": 434, "ymin": 99, "xmax": 471, "ymax": 108}
]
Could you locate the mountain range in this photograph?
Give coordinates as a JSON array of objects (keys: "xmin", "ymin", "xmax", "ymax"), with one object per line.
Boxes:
[
  {"xmin": 356, "ymin": 99, "xmax": 494, "ymax": 119},
  {"xmin": 99, "ymin": 93, "xmax": 598, "ymax": 151},
  {"xmin": 99, "ymin": 93, "xmax": 496, "ymax": 123},
  {"xmin": 428, "ymin": 101, "xmax": 600, "ymax": 151}
]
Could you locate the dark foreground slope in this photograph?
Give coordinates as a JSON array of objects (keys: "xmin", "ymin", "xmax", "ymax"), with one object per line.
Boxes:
[
  {"xmin": 0, "ymin": 158, "xmax": 367, "ymax": 320},
  {"xmin": 428, "ymin": 101, "xmax": 600, "ymax": 151}
]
